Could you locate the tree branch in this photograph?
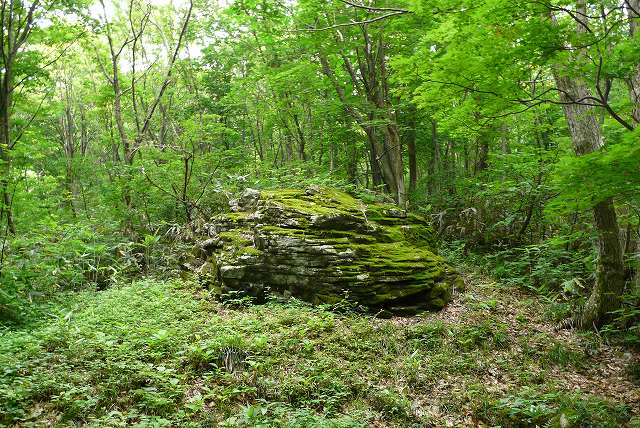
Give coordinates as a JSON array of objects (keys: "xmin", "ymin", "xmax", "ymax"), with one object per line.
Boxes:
[
  {"xmin": 298, "ymin": 11, "xmax": 408, "ymax": 32},
  {"xmin": 339, "ymin": 0, "xmax": 410, "ymax": 14}
]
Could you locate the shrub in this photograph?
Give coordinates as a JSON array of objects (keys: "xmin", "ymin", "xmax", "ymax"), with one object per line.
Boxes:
[{"xmin": 0, "ymin": 219, "xmax": 122, "ymax": 325}]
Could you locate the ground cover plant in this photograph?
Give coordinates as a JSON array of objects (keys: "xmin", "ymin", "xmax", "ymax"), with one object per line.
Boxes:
[{"xmin": 1, "ymin": 274, "xmax": 638, "ymax": 427}]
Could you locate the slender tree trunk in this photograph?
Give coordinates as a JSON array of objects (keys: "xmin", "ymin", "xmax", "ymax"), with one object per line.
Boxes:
[
  {"xmin": 406, "ymin": 105, "xmax": 418, "ymax": 195},
  {"xmin": 0, "ymin": 0, "xmax": 39, "ymax": 236},
  {"xmin": 0, "ymin": 63, "xmax": 15, "ymax": 234},
  {"xmin": 255, "ymin": 116, "xmax": 264, "ymax": 161},
  {"xmin": 329, "ymin": 140, "xmax": 336, "ymax": 172},
  {"xmin": 628, "ymin": 0, "xmax": 640, "ymax": 126},
  {"xmin": 474, "ymin": 132, "xmax": 490, "ymax": 174},
  {"xmin": 347, "ymin": 138, "xmax": 358, "ymax": 185},
  {"xmin": 59, "ymin": 79, "xmax": 79, "ymax": 216},
  {"xmin": 285, "ymin": 133, "xmax": 293, "ymax": 163},
  {"xmin": 377, "ymin": 36, "xmax": 405, "ymax": 206},
  {"xmin": 292, "ymin": 112, "xmax": 307, "ymax": 161},
  {"xmin": 428, "ymin": 120, "xmax": 440, "ymax": 195},
  {"xmin": 500, "ymin": 124, "xmax": 511, "ymax": 154},
  {"xmin": 623, "ymin": 0, "xmax": 640, "ymax": 289},
  {"xmin": 446, "ymin": 139, "xmax": 456, "ymax": 195},
  {"xmin": 365, "ymin": 126, "xmax": 386, "ymax": 189}
]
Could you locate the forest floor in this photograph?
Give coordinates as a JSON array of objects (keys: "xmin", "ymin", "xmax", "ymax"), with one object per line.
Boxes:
[{"xmin": 1, "ymin": 270, "xmax": 639, "ymax": 427}]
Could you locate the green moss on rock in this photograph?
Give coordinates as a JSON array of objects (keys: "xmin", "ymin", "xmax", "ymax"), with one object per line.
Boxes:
[{"xmin": 191, "ymin": 187, "xmax": 462, "ymax": 314}]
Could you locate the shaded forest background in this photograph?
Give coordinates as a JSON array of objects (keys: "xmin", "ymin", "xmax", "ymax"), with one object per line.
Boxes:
[{"xmin": 1, "ymin": 0, "xmax": 640, "ymax": 339}]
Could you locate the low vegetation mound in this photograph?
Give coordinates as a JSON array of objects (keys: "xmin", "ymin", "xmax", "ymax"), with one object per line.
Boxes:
[{"xmin": 187, "ymin": 187, "xmax": 462, "ymax": 315}]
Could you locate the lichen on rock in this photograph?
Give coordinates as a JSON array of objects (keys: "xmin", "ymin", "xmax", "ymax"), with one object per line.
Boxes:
[{"xmin": 190, "ymin": 187, "xmax": 463, "ymax": 315}]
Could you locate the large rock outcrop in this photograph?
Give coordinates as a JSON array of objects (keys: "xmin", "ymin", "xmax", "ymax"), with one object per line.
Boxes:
[{"xmin": 189, "ymin": 187, "xmax": 462, "ymax": 315}]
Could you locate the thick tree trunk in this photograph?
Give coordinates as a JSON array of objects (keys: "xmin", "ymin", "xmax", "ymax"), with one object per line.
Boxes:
[
  {"xmin": 368, "ymin": 123, "xmax": 398, "ymax": 195},
  {"xmin": 580, "ymin": 199, "xmax": 626, "ymax": 327},
  {"xmin": 549, "ymin": 0, "xmax": 625, "ymax": 327},
  {"xmin": 552, "ymin": 63, "xmax": 625, "ymax": 329},
  {"xmin": 383, "ymin": 123, "xmax": 406, "ymax": 206}
]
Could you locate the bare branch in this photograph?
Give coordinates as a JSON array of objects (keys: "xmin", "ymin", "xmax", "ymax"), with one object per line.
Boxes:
[
  {"xmin": 297, "ymin": 11, "xmax": 408, "ymax": 32},
  {"xmin": 339, "ymin": 0, "xmax": 410, "ymax": 14},
  {"xmin": 131, "ymin": 0, "xmax": 193, "ymax": 155}
]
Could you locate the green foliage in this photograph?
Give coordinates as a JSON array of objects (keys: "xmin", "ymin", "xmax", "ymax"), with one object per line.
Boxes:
[
  {"xmin": 0, "ymin": 219, "xmax": 122, "ymax": 324},
  {"xmin": 601, "ymin": 286, "xmax": 640, "ymax": 349},
  {"xmin": 549, "ymin": 131, "xmax": 640, "ymax": 213},
  {"xmin": 542, "ymin": 342, "xmax": 587, "ymax": 369},
  {"xmin": 453, "ymin": 318, "xmax": 510, "ymax": 350},
  {"xmin": 485, "ymin": 241, "xmax": 594, "ymax": 295},
  {"xmin": 220, "ymin": 402, "xmax": 366, "ymax": 428},
  {"xmin": 0, "ymin": 277, "xmax": 636, "ymax": 427},
  {"xmin": 480, "ymin": 387, "xmax": 630, "ymax": 427}
]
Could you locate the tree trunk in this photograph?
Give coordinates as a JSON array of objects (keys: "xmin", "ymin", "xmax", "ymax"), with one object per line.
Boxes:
[
  {"xmin": 348, "ymin": 140, "xmax": 358, "ymax": 185},
  {"xmin": 551, "ymin": 19, "xmax": 626, "ymax": 327},
  {"xmin": 377, "ymin": 35, "xmax": 405, "ymax": 206},
  {"xmin": 446, "ymin": 139, "xmax": 456, "ymax": 195},
  {"xmin": 406, "ymin": 105, "xmax": 418, "ymax": 195},
  {"xmin": 474, "ymin": 132, "xmax": 490, "ymax": 174},
  {"xmin": 500, "ymin": 124, "xmax": 511, "ymax": 154},
  {"xmin": 628, "ymin": 0, "xmax": 640, "ymax": 126},
  {"xmin": 0, "ymin": 62, "xmax": 15, "ymax": 234},
  {"xmin": 382, "ymin": 123, "xmax": 406, "ymax": 206},
  {"xmin": 292, "ymin": 111, "xmax": 307, "ymax": 161},
  {"xmin": 365, "ymin": 126, "xmax": 387, "ymax": 190},
  {"xmin": 319, "ymin": 31, "xmax": 404, "ymax": 205},
  {"xmin": 580, "ymin": 199, "xmax": 626, "ymax": 327},
  {"xmin": 428, "ymin": 119, "xmax": 440, "ymax": 195}
]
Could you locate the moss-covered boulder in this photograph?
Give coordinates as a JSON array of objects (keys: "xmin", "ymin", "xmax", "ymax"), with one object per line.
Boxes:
[{"xmin": 190, "ymin": 187, "xmax": 462, "ymax": 315}]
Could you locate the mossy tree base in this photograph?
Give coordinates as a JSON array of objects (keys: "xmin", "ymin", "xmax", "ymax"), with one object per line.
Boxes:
[{"xmin": 190, "ymin": 187, "xmax": 463, "ymax": 315}]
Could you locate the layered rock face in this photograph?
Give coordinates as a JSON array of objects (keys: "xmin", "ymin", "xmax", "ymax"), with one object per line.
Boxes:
[{"xmin": 190, "ymin": 187, "xmax": 462, "ymax": 315}]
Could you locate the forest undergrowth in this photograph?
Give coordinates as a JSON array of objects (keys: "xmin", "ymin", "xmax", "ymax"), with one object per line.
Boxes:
[{"xmin": 1, "ymin": 268, "xmax": 638, "ymax": 427}]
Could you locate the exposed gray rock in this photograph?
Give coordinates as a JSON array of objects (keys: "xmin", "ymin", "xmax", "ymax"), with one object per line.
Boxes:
[{"xmin": 189, "ymin": 187, "xmax": 463, "ymax": 315}]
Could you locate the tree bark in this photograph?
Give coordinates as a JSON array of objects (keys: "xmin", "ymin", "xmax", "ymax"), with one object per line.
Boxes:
[
  {"xmin": 406, "ymin": 110, "xmax": 417, "ymax": 194},
  {"xmin": 474, "ymin": 130, "xmax": 490, "ymax": 174},
  {"xmin": 318, "ymin": 26, "xmax": 405, "ymax": 205},
  {"xmin": 428, "ymin": 119, "xmax": 440, "ymax": 195},
  {"xmin": 628, "ymin": 0, "xmax": 640, "ymax": 126},
  {"xmin": 550, "ymin": 3, "xmax": 626, "ymax": 328},
  {"xmin": 579, "ymin": 199, "xmax": 626, "ymax": 327},
  {"xmin": 0, "ymin": 0, "xmax": 40, "ymax": 235},
  {"xmin": 0, "ymin": 65, "xmax": 15, "ymax": 234}
]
